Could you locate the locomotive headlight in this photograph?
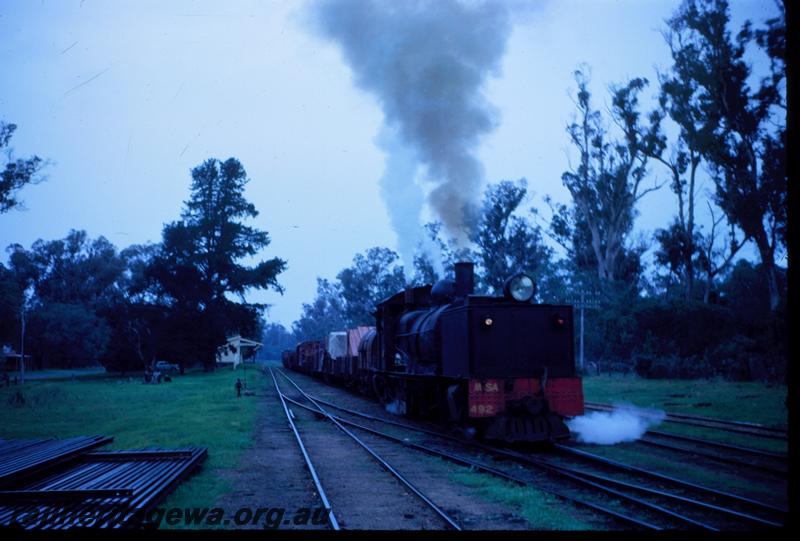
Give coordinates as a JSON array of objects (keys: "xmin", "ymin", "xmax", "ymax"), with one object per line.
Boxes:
[{"xmin": 504, "ymin": 273, "xmax": 536, "ymax": 302}]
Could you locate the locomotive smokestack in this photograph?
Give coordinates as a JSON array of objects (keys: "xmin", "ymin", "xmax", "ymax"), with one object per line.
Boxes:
[{"xmin": 454, "ymin": 262, "xmax": 474, "ymax": 298}]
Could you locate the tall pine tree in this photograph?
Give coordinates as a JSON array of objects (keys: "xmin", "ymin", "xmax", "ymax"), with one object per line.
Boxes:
[{"xmin": 152, "ymin": 158, "xmax": 286, "ymax": 371}]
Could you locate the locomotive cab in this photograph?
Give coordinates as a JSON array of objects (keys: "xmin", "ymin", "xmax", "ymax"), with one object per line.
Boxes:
[{"xmin": 439, "ymin": 296, "xmax": 583, "ymax": 442}]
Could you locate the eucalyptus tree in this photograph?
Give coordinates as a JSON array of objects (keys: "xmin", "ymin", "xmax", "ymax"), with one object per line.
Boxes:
[
  {"xmin": 645, "ymin": 31, "xmax": 710, "ymax": 299},
  {"xmin": 665, "ymin": 0, "xmax": 786, "ymax": 310},
  {"xmin": 0, "ymin": 121, "xmax": 45, "ymax": 214},
  {"xmin": 292, "ymin": 278, "xmax": 347, "ymax": 342},
  {"xmin": 4, "ymin": 231, "xmax": 123, "ymax": 368},
  {"xmin": 336, "ymin": 247, "xmax": 406, "ymax": 327},
  {"xmin": 472, "ymin": 179, "xmax": 552, "ymax": 297},
  {"xmin": 559, "ymin": 69, "xmax": 663, "ymax": 284}
]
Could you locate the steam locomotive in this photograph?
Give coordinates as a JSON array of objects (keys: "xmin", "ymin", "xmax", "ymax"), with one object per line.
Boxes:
[{"xmin": 282, "ymin": 262, "xmax": 584, "ymax": 442}]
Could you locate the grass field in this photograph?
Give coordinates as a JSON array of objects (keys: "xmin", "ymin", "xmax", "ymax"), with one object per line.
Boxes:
[
  {"xmin": 448, "ymin": 468, "xmax": 596, "ymax": 530},
  {"xmin": 580, "ymin": 373, "xmax": 789, "ymax": 455},
  {"xmin": 582, "ymin": 373, "xmax": 788, "ymax": 427},
  {"xmin": 0, "ymin": 366, "xmax": 265, "ymax": 511}
]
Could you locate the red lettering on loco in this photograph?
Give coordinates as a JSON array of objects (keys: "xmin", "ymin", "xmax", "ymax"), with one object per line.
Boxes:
[{"xmin": 467, "ymin": 377, "xmax": 584, "ymax": 418}]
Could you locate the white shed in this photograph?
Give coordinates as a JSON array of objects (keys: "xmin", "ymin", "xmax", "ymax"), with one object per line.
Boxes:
[{"xmin": 216, "ymin": 335, "xmax": 263, "ymax": 368}]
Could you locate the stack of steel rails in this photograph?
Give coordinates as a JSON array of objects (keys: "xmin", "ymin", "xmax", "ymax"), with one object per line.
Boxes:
[
  {"xmin": 0, "ymin": 438, "xmax": 207, "ymax": 529},
  {"xmin": 0, "ymin": 436, "xmax": 113, "ymax": 486}
]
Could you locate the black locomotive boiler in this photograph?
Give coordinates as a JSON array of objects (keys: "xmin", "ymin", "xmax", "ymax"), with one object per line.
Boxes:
[{"xmin": 285, "ymin": 262, "xmax": 584, "ymax": 443}]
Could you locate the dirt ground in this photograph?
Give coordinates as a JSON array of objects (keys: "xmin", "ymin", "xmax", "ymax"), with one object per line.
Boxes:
[
  {"xmin": 216, "ymin": 366, "xmax": 533, "ymax": 530},
  {"xmin": 214, "ymin": 375, "xmax": 328, "ymax": 530}
]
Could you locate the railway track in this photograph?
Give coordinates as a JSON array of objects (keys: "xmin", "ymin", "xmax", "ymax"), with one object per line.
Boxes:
[
  {"xmin": 644, "ymin": 429, "xmax": 787, "ymax": 460},
  {"xmin": 584, "ymin": 402, "xmax": 788, "ymax": 440},
  {"xmin": 270, "ymin": 367, "xmax": 461, "ymax": 531},
  {"xmin": 274, "ymin": 368, "xmax": 785, "ymax": 530},
  {"xmin": 578, "ymin": 403, "xmax": 788, "ymax": 476},
  {"xmin": 274, "ymin": 369, "xmax": 659, "ymax": 530},
  {"xmin": 634, "ymin": 431, "xmax": 787, "ymax": 476},
  {"xmin": 548, "ymin": 444, "xmax": 786, "ymax": 529},
  {"xmin": 268, "ymin": 367, "xmax": 339, "ymax": 530}
]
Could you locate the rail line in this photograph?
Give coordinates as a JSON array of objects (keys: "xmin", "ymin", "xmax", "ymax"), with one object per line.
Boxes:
[
  {"xmin": 645, "ymin": 429, "xmax": 787, "ymax": 460},
  {"xmin": 274, "ymin": 370, "xmax": 664, "ymax": 530},
  {"xmin": 548, "ymin": 444, "xmax": 785, "ymax": 529},
  {"xmin": 579, "ymin": 406, "xmax": 789, "ymax": 476},
  {"xmin": 584, "ymin": 402, "xmax": 787, "ymax": 440},
  {"xmin": 550, "ymin": 444, "xmax": 786, "ymax": 515},
  {"xmin": 275, "ymin": 368, "xmax": 784, "ymax": 530},
  {"xmin": 272, "ymin": 368, "xmax": 462, "ymax": 531},
  {"xmin": 267, "ymin": 367, "xmax": 339, "ymax": 530},
  {"xmin": 634, "ymin": 434, "xmax": 787, "ymax": 476}
]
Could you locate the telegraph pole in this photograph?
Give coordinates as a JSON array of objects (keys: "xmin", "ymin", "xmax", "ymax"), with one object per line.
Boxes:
[
  {"xmin": 19, "ymin": 304, "xmax": 25, "ymax": 385},
  {"xmin": 567, "ymin": 288, "xmax": 599, "ymax": 374}
]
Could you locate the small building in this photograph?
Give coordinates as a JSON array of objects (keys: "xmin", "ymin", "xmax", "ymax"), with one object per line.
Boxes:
[
  {"xmin": 1, "ymin": 345, "xmax": 31, "ymax": 372},
  {"xmin": 216, "ymin": 336, "xmax": 263, "ymax": 369}
]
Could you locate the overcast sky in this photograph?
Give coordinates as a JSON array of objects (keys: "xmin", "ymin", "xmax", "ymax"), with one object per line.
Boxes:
[{"xmin": 0, "ymin": 0, "xmax": 779, "ymax": 328}]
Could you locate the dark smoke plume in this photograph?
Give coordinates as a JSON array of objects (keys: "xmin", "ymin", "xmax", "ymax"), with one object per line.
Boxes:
[{"xmin": 310, "ymin": 0, "xmax": 513, "ymax": 248}]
